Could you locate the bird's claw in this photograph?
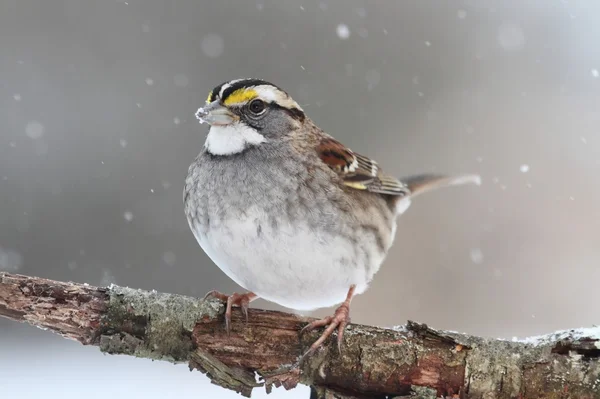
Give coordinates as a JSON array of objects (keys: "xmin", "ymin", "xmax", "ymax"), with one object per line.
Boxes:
[
  {"xmin": 202, "ymin": 290, "xmax": 256, "ymax": 334},
  {"xmin": 300, "ymin": 302, "xmax": 351, "ymax": 359}
]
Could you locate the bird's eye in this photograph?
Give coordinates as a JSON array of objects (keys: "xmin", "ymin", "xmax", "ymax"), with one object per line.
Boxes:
[{"xmin": 248, "ymin": 99, "xmax": 266, "ymax": 115}]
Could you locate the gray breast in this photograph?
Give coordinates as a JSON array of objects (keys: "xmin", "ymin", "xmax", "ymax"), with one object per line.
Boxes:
[{"xmin": 184, "ymin": 145, "xmax": 353, "ymax": 235}]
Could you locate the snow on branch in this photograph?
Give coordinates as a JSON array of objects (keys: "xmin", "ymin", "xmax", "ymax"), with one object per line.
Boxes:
[{"xmin": 1, "ymin": 272, "xmax": 599, "ymax": 398}]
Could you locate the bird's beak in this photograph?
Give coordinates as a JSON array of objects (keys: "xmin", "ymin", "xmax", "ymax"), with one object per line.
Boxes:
[{"xmin": 195, "ymin": 101, "xmax": 238, "ymax": 126}]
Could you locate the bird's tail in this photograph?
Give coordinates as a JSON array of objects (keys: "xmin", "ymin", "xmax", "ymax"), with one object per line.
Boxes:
[{"xmin": 401, "ymin": 173, "xmax": 481, "ymax": 198}]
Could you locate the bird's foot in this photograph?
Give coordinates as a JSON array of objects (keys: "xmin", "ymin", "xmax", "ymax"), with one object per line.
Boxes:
[
  {"xmin": 203, "ymin": 290, "xmax": 257, "ymax": 334},
  {"xmin": 300, "ymin": 285, "xmax": 355, "ymax": 359}
]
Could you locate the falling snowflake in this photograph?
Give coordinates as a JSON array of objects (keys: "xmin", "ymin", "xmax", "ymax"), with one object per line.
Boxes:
[
  {"xmin": 123, "ymin": 211, "xmax": 134, "ymax": 222},
  {"xmin": 336, "ymin": 24, "xmax": 350, "ymax": 40},
  {"xmin": 519, "ymin": 164, "xmax": 530, "ymax": 173},
  {"xmin": 25, "ymin": 121, "xmax": 45, "ymax": 139},
  {"xmin": 470, "ymin": 248, "xmax": 484, "ymax": 264}
]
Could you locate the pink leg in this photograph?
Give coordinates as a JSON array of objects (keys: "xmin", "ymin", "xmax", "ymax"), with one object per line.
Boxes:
[
  {"xmin": 301, "ymin": 285, "xmax": 355, "ymax": 356},
  {"xmin": 204, "ymin": 290, "xmax": 258, "ymax": 334}
]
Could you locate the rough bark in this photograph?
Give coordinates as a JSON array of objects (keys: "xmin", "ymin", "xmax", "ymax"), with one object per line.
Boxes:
[{"xmin": 1, "ymin": 272, "xmax": 599, "ymax": 398}]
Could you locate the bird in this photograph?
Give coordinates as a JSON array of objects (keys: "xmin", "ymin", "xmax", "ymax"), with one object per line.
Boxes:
[{"xmin": 183, "ymin": 78, "xmax": 480, "ymax": 356}]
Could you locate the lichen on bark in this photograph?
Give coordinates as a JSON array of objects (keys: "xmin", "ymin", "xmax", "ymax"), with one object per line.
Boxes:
[{"xmin": 97, "ymin": 285, "xmax": 223, "ymax": 362}]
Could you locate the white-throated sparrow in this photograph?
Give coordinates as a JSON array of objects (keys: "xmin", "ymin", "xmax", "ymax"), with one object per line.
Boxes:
[{"xmin": 184, "ymin": 78, "xmax": 480, "ymax": 355}]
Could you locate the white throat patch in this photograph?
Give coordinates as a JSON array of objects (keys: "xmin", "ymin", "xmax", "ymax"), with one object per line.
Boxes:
[{"xmin": 204, "ymin": 123, "xmax": 266, "ymax": 156}]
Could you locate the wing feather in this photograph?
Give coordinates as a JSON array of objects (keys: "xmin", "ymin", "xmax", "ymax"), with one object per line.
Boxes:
[{"xmin": 316, "ymin": 137, "xmax": 409, "ymax": 196}]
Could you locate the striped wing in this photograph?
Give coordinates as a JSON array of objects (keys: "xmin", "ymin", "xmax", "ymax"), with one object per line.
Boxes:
[{"xmin": 316, "ymin": 137, "xmax": 409, "ymax": 196}]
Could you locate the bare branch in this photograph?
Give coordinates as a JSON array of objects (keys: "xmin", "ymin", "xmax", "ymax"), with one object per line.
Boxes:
[{"xmin": 1, "ymin": 272, "xmax": 599, "ymax": 398}]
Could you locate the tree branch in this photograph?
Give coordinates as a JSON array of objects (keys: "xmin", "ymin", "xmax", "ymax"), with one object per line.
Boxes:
[{"xmin": 1, "ymin": 272, "xmax": 599, "ymax": 398}]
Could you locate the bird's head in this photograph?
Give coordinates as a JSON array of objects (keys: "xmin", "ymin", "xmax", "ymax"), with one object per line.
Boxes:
[{"xmin": 196, "ymin": 78, "xmax": 305, "ymax": 156}]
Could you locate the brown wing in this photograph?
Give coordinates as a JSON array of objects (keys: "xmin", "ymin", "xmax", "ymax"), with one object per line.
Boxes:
[{"xmin": 316, "ymin": 137, "xmax": 409, "ymax": 196}]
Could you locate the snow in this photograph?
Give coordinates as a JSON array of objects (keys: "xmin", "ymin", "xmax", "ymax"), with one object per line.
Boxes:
[
  {"xmin": 145, "ymin": 78, "xmax": 154, "ymax": 86},
  {"xmin": 520, "ymin": 164, "xmax": 530, "ymax": 173},
  {"xmin": 470, "ymin": 248, "xmax": 484, "ymax": 264},
  {"xmin": 120, "ymin": 139, "xmax": 128, "ymax": 148},
  {"xmin": 457, "ymin": 10, "xmax": 467, "ymax": 19},
  {"xmin": 201, "ymin": 34, "xmax": 224, "ymax": 58},
  {"xmin": 123, "ymin": 211, "xmax": 134, "ymax": 222},
  {"xmin": 591, "ymin": 69, "xmax": 599, "ymax": 78},
  {"xmin": 516, "ymin": 326, "xmax": 600, "ymax": 347},
  {"xmin": 13, "ymin": 94, "xmax": 21, "ymax": 101},
  {"xmin": 25, "ymin": 121, "xmax": 45, "ymax": 139},
  {"xmin": 424, "ymin": 40, "xmax": 431, "ymax": 47},
  {"xmin": 173, "ymin": 117, "xmax": 181, "ymax": 125},
  {"xmin": 336, "ymin": 24, "xmax": 350, "ymax": 40}
]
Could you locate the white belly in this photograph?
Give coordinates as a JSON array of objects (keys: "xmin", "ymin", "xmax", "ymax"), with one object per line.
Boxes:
[{"xmin": 189, "ymin": 207, "xmax": 387, "ymax": 311}]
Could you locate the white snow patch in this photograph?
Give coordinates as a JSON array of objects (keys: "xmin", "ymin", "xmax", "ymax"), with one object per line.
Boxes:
[
  {"xmin": 424, "ymin": 40, "xmax": 431, "ymax": 47},
  {"xmin": 457, "ymin": 9, "xmax": 467, "ymax": 19},
  {"xmin": 145, "ymin": 78, "xmax": 154, "ymax": 86},
  {"xmin": 120, "ymin": 139, "xmax": 128, "ymax": 148},
  {"xmin": 13, "ymin": 94, "xmax": 22, "ymax": 101},
  {"xmin": 173, "ymin": 117, "xmax": 181, "ymax": 125},
  {"xmin": 515, "ymin": 326, "xmax": 600, "ymax": 347},
  {"xmin": 520, "ymin": 164, "xmax": 530, "ymax": 173},
  {"xmin": 592, "ymin": 69, "xmax": 599, "ymax": 78}
]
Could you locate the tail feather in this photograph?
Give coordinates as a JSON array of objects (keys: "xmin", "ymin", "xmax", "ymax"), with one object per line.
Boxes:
[{"xmin": 401, "ymin": 173, "xmax": 481, "ymax": 198}]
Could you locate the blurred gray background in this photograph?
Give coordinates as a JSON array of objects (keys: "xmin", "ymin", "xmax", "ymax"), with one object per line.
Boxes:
[{"xmin": 1, "ymin": 0, "xmax": 599, "ymax": 397}]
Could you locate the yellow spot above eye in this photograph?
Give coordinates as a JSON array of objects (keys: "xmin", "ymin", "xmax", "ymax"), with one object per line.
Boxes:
[
  {"xmin": 206, "ymin": 91, "xmax": 213, "ymax": 104},
  {"xmin": 223, "ymin": 88, "xmax": 258, "ymax": 105}
]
